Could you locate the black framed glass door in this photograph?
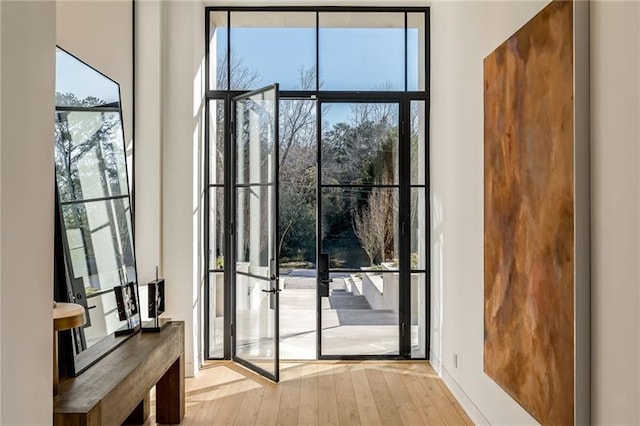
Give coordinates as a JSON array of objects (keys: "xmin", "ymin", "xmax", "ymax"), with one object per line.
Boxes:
[
  {"xmin": 232, "ymin": 84, "xmax": 281, "ymax": 381},
  {"xmin": 317, "ymin": 100, "xmax": 407, "ymax": 358}
]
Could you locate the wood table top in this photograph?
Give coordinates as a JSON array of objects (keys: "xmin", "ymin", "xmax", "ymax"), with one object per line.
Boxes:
[{"xmin": 54, "ymin": 302, "xmax": 86, "ymax": 331}]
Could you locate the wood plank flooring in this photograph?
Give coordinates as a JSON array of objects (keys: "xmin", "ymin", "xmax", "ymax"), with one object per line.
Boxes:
[{"xmin": 144, "ymin": 361, "xmax": 473, "ymax": 425}]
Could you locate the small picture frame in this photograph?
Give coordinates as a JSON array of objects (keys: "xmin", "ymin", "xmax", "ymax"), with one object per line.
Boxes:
[
  {"xmin": 148, "ymin": 278, "xmax": 165, "ymax": 318},
  {"xmin": 142, "ymin": 277, "xmax": 170, "ymax": 333},
  {"xmin": 114, "ymin": 282, "xmax": 140, "ymax": 336}
]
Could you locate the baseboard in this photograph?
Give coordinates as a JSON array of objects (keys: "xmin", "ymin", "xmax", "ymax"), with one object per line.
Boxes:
[
  {"xmin": 429, "ymin": 349, "xmax": 442, "ymax": 375},
  {"xmin": 185, "ymin": 361, "xmax": 195, "ymax": 378},
  {"xmin": 436, "ymin": 361, "xmax": 491, "ymax": 425}
]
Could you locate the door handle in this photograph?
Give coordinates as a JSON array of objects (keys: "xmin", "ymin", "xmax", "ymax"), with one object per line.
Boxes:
[
  {"xmin": 320, "ymin": 278, "xmax": 333, "ymax": 284},
  {"xmin": 261, "ymin": 288, "xmax": 281, "ymax": 294}
]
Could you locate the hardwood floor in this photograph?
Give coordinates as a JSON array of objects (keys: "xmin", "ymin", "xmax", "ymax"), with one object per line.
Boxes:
[{"xmin": 144, "ymin": 361, "xmax": 473, "ymax": 425}]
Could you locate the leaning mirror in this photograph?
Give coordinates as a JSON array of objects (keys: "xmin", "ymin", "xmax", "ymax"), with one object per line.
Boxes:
[{"xmin": 54, "ymin": 47, "xmax": 140, "ymax": 375}]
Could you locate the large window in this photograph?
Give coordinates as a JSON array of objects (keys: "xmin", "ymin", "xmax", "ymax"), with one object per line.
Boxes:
[{"xmin": 205, "ymin": 7, "xmax": 429, "ymax": 360}]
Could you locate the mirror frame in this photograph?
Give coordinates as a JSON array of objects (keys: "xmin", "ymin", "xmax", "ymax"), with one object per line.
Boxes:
[{"xmin": 53, "ymin": 46, "xmax": 140, "ymax": 376}]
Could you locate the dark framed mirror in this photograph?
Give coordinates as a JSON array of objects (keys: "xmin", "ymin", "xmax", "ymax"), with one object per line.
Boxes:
[{"xmin": 54, "ymin": 46, "xmax": 140, "ymax": 375}]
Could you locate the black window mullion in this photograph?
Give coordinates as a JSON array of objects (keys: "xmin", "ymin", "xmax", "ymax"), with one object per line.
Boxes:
[
  {"xmin": 424, "ymin": 13, "xmax": 431, "ymax": 358},
  {"xmin": 399, "ymin": 99, "xmax": 412, "ymax": 358},
  {"xmin": 316, "ymin": 98, "xmax": 323, "ymax": 360},
  {"xmin": 203, "ymin": 43, "xmax": 211, "ymax": 358},
  {"xmin": 226, "ymin": 11, "xmax": 231, "ymax": 91},
  {"xmin": 425, "ymin": 9, "xmax": 431, "ymax": 96},
  {"xmin": 404, "ymin": 12, "xmax": 408, "ymax": 92},
  {"xmin": 316, "ymin": 11, "xmax": 320, "ymax": 91},
  {"xmin": 224, "ymin": 94, "xmax": 233, "ymax": 360}
]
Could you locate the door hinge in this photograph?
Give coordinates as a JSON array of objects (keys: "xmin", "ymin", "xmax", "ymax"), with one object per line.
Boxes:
[
  {"xmin": 231, "ymin": 323, "xmax": 235, "ymax": 337},
  {"xmin": 230, "ymin": 119, "xmax": 236, "ymax": 135},
  {"xmin": 230, "ymin": 221, "xmax": 235, "ymax": 236},
  {"xmin": 401, "ymin": 322, "xmax": 406, "ymax": 337},
  {"xmin": 401, "ymin": 121, "xmax": 405, "ymax": 137}
]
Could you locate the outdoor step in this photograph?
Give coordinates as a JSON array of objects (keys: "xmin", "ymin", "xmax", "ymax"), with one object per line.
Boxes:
[
  {"xmin": 330, "ymin": 289, "xmax": 354, "ymax": 296},
  {"xmin": 334, "ymin": 309, "xmax": 398, "ymax": 326},
  {"xmin": 328, "ymin": 294, "xmax": 371, "ymax": 310}
]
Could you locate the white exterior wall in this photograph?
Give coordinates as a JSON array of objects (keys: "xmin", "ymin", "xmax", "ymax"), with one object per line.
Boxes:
[{"xmin": 0, "ymin": 1, "xmax": 56, "ymax": 424}]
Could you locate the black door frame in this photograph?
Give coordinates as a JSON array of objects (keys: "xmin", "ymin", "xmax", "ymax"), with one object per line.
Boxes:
[
  {"xmin": 230, "ymin": 84, "xmax": 281, "ymax": 382},
  {"xmin": 315, "ymin": 97, "xmax": 418, "ymax": 360}
]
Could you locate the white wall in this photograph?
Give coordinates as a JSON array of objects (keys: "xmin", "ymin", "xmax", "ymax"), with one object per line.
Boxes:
[
  {"xmin": 134, "ymin": 0, "xmax": 163, "ymax": 308},
  {"xmin": 591, "ymin": 1, "xmax": 640, "ymax": 423},
  {"xmin": 160, "ymin": 0, "xmax": 205, "ymax": 377},
  {"xmin": 430, "ymin": 1, "xmax": 545, "ymax": 423},
  {"xmin": 0, "ymin": 1, "xmax": 56, "ymax": 424},
  {"xmin": 431, "ymin": 1, "xmax": 640, "ymax": 424}
]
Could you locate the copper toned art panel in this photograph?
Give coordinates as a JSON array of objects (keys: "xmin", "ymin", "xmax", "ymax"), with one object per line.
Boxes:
[{"xmin": 484, "ymin": 1, "xmax": 574, "ymax": 424}]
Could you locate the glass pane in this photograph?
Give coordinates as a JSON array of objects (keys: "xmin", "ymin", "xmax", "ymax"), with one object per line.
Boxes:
[
  {"xmin": 319, "ymin": 12, "xmax": 404, "ymax": 91},
  {"xmin": 209, "ymin": 272, "xmax": 225, "ymax": 358},
  {"xmin": 321, "ymin": 103, "xmax": 399, "ymax": 185},
  {"xmin": 236, "ymin": 90, "xmax": 277, "ymax": 185},
  {"xmin": 279, "ymin": 270, "xmax": 316, "ymax": 360},
  {"xmin": 236, "ymin": 186, "xmax": 274, "ymax": 277},
  {"xmin": 321, "ymin": 187, "xmax": 399, "ymax": 269},
  {"xmin": 235, "ymin": 275, "xmax": 277, "ymax": 375},
  {"xmin": 279, "ymin": 99, "xmax": 317, "ymax": 270},
  {"xmin": 410, "ymin": 100, "xmax": 427, "ymax": 185},
  {"xmin": 209, "ymin": 100, "xmax": 225, "ymax": 185},
  {"xmin": 411, "ymin": 188, "xmax": 427, "ymax": 270},
  {"xmin": 61, "ymin": 197, "xmax": 135, "ymax": 294},
  {"xmin": 411, "ymin": 273, "xmax": 428, "ymax": 358},
  {"xmin": 56, "ymin": 48, "xmax": 120, "ymax": 107},
  {"xmin": 230, "ymin": 12, "xmax": 316, "ymax": 91},
  {"xmin": 55, "ymin": 111, "xmax": 128, "ymax": 202},
  {"xmin": 209, "ymin": 11, "xmax": 228, "ymax": 90},
  {"xmin": 321, "ymin": 271, "xmax": 399, "ymax": 355},
  {"xmin": 407, "ymin": 13, "xmax": 426, "ymax": 92},
  {"xmin": 209, "ymin": 187, "xmax": 224, "ymax": 270}
]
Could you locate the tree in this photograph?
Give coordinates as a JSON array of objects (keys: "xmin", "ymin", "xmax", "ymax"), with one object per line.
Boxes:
[
  {"xmin": 278, "ymin": 68, "xmax": 318, "ymax": 265},
  {"xmin": 353, "ymin": 187, "xmax": 394, "ymax": 266}
]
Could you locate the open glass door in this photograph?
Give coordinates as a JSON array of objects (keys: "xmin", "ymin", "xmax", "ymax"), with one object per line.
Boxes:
[{"xmin": 232, "ymin": 84, "xmax": 280, "ymax": 381}]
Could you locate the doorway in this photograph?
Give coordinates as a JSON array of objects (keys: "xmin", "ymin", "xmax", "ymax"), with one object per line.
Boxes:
[
  {"xmin": 317, "ymin": 100, "xmax": 402, "ymax": 358},
  {"xmin": 204, "ymin": 6, "xmax": 430, "ymax": 381}
]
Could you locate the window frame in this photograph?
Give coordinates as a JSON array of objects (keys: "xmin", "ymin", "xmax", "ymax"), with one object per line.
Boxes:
[{"xmin": 204, "ymin": 6, "xmax": 430, "ymax": 360}]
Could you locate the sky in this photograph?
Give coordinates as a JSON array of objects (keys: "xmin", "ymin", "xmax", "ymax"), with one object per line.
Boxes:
[
  {"xmin": 211, "ymin": 22, "xmax": 422, "ymax": 127},
  {"xmin": 213, "ymin": 23, "xmax": 422, "ymax": 92},
  {"xmin": 56, "ymin": 48, "xmax": 120, "ymax": 105}
]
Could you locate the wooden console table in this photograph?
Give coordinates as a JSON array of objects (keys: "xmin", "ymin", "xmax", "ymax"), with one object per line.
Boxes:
[{"xmin": 53, "ymin": 321, "xmax": 185, "ymax": 425}]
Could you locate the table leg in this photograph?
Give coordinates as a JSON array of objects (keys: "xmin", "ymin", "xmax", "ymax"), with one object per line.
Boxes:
[
  {"xmin": 156, "ymin": 356, "xmax": 184, "ymax": 424},
  {"xmin": 124, "ymin": 393, "xmax": 150, "ymax": 425}
]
